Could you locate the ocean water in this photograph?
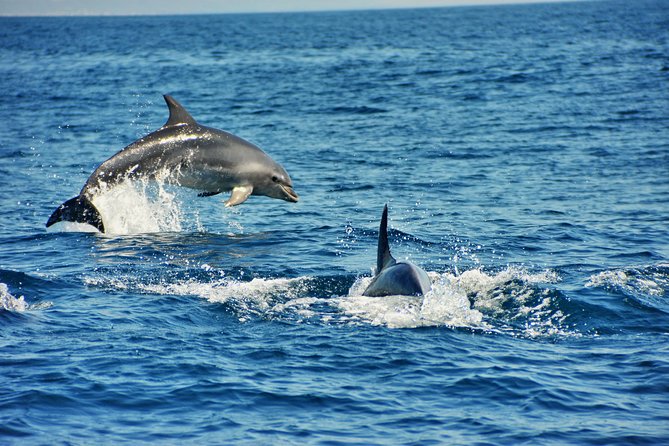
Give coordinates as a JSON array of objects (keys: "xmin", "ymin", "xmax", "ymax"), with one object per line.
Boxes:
[{"xmin": 1, "ymin": 0, "xmax": 669, "ymax": 444}]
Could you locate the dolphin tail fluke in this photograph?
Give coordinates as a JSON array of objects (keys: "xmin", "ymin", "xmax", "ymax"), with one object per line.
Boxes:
[
  {"xmin": 46, "ymin": 195, "xmax": 105, "ymax": 233},
  {"xmin": 376, "ymin": 204, "xmax": 395, "ymax": 273}
]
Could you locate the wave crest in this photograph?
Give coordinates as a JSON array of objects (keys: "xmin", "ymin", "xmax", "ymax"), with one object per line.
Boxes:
[
  {"xmin": 586, "ymin": 264, "xmax": 669, "ymax": 313},
  {"xmin": 0, "ymin": 283, "xmax": 52, "ymax": 312},
  {"xmin": 1, "ymin": 283, "xmax": 27, "ymax": 312}
]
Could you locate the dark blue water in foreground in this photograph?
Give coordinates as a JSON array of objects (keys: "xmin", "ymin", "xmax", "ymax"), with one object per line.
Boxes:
[{"xmin": 2, "ymin": 1, "xmax": 669, "ymax": 444}]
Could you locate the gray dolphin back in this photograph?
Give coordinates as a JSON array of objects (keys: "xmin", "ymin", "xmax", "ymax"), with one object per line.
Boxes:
[{"xmin": 363, "ymin": 204, "xmax": 432, "ymax": 297}]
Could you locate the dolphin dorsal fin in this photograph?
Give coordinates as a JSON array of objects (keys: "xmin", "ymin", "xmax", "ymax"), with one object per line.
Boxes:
[
  {"xmin": 163, "ymin": 95, "xmax": 197, "ymax": 128},
  {"xmin": 377, "ymin": 204, "xmax": 396, "ymax": 273}
]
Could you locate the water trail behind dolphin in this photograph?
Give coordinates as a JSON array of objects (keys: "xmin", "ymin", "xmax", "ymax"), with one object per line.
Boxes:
[
  {"xmin": 85, "ymin": 264, "xmax": 574, "ymax": 337},
  {"xmin": 48, "ymin": 177, "xmax": 200, "ymax": 235},
  {"xmin": 93, "ymin": 179, "xmax": 186, "ymax": 234}
]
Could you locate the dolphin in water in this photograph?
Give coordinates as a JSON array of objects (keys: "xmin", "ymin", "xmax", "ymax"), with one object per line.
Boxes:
[
  {"xmin": 363, "ymin": 205, "xmax": 431, "ymax": 297},
  {"xmin": 46, "ymin": 95, "xmax": 298, "ymax": 233}
]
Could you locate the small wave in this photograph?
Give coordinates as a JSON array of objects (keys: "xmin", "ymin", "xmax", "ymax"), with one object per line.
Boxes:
[
  {"xmin": 586, "ymin": 264, "xmax": 669, "ymax": 312},
  {"xmin": 494, "ymin": 72, "xmax": 533, "ymax": 84},
  {"xmin": 1, "ymin": 283, "xmax": 27, "ymax": 312},
  {"xmin": 87, "ymin": 271, "xmax": 312, "ymax": 322},
  {"xmin": 0, "ymin": 149, "xmax": 29, "ymax": 159},
  {"xmin": 586, "ymin": 265, "xmax": 668, "ymax": 296},
  {"xmin": 451, "ymin": 267, "xmax": 572, "ymax": 338},
  {"xmin": 140, "ymin": 276, "xmax": 308, "ymax": 307},
  {"xmin": 329, "ymin": 105, "xmax": 388, "ymax": 114},
  {"xmin": 0, "ymin": 283, "xmax": 52, "ymax": 312}
]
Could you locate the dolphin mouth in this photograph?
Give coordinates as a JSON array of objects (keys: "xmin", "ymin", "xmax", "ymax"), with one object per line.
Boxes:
[{"xmin": 280, "ymin": 184, "xmax": 299, "ymax": 203}]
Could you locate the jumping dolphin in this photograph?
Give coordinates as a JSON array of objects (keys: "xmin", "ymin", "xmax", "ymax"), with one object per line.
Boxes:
[
  {"xmin": 363, "ymin": 205, "xmax": 431, "ymax": 297},
  {"xmin": 46, "ymin": 95, "xmax": 298, "ymax": 233}
]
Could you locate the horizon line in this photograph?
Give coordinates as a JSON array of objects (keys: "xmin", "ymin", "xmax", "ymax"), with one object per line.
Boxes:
[{"xmin": 0, "ymin": 0, "xmax": 587, "ymax": 18}]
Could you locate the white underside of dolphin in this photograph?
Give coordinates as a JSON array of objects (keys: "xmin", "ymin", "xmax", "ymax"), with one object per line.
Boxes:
[
  {"xmin": 46, "ymin": 95, "xmax": 298, "ymax": 233},
  {"xmin": 362, "ymin": 205, "xmax": 432, "ymax": 297}
]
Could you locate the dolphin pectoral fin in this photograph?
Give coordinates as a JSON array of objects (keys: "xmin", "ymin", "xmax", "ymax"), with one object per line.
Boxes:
[
  {"xmin": 225, "ymin": 186, "xmax": 253, "ymax": 207},
  {"xmin": 198, "ymin": 191, "xmax": 221, "ymax": 197}
]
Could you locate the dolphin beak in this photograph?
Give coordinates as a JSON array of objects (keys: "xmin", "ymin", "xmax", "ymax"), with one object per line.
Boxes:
[{"xmin": 280, "ymin": 184, "xmax": 299, "ymax": 203}]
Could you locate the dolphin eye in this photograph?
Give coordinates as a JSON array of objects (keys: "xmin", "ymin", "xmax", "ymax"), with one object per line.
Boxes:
[{"xmin": 272, "ymin": 175, "xmax": 279, "ymax": 183}]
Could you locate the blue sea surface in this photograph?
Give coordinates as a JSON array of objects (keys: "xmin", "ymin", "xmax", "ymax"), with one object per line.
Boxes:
[{"xmin": 1, "ymin": 0, "xmax": 669, "ymax": 444}]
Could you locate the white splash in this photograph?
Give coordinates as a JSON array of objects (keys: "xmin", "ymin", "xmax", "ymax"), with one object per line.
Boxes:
[
  {"xmin": 132, "ymin": 275, "xmax": 310, "ymax": 322},
  {"xmin": 450, "ymin": 266, "xmax": 560, "ymax": 314},
  {"xmin": 46, "ymin": 221, "xmax": 99, "ymax": 233},
  {"xmin": 139, "ymin": 276, "xmax": 305, "ymax": 305},
  {"xmin": 586, "ymin": 268, "xmax": 666, "ymax": 297},
  {"xmin": 92, "ymin": 179, "xmax": 184, "ymax": 235},
  {"xmin": 1, "ymin": 283, "xmax": 27, "ymax": 312},
  {"xmin": 339, "ymin": 267, "xmax": 566, "ymax": 335},
  {"xmin": 340, "ymin": 272, "xmax": 485, "ymax": 329},
  {"xmin": 47, "ymin": 169, "xmax": 214, "ymax": 235},
  {"xmin": 0, "ymin": 283, "xmax": 52, "ymax": 312}
]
